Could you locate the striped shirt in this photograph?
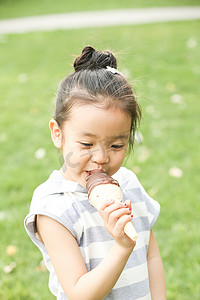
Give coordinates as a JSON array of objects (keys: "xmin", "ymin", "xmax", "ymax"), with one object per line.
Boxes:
[{"xmin": 24, "ymin": 167, "xmax": 160, "ymax": 300}]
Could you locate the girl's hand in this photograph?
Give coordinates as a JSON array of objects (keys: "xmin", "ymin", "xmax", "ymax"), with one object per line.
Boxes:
[{"xmin": 98, "ymin": 199, "xmax": 136, "ymax": 250}]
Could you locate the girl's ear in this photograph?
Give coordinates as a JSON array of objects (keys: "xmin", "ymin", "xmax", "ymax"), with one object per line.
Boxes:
[{"xmin": 49, "ymin": 119, "xmax": 62, "ymax": 149}]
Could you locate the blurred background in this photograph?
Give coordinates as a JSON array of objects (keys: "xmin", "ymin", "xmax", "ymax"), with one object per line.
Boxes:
[{"xmin": 0, "ymin": 0, "xmax": 199, "ymax": 299}]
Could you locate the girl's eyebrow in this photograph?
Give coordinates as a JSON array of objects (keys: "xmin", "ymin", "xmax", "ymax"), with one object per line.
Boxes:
[
  {"xmin": 113, "ymin": 134, "xmax": 129, "ymax": 140},
  {"xmin": 80, "ymin": 132, "xmax": 97, "ymax": 137},
  {"xmin": 109, "ymin": 130, "xmax": 130, "ymax": 140}
]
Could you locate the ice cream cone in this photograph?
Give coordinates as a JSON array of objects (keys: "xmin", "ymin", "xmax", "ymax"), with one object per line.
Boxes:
[{"xmin": 86, "ymin": 170, "xmax": 138, "ymax": 241}]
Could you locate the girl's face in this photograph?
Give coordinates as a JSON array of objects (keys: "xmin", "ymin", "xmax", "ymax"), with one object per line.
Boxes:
[{"xmin": 51, "ymin": 104, "xmax": 131, "ymax": 188}]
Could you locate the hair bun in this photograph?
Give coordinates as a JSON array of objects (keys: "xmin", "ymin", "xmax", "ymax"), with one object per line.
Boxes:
[{"xmin": 73, "ymin": 46, "xmax": 117, "ymax": 72}]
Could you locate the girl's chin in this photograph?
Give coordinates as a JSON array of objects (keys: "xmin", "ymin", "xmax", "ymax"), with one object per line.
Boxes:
[
  {"xmin": 74, "ymin": 173, "xmax": 87, "ymax": 188},
  {"xmin": 78, "ymin": 179, "xmax": 87, "ymax": 189}
]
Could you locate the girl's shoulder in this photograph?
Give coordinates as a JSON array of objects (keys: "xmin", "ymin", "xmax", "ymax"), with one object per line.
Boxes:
[
  {"xmin": 30, "ymin": 170, "xmax": 82, "ymax": 213},
  {"xmin": 25, "ymin": 171, "xmax": 85, "ymax": 245},
  {"xmin": 33, "ymin": 170, "xmax": 79, "ymax": 197}
]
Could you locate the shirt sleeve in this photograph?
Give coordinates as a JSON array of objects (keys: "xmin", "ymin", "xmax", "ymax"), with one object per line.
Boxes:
[
  {"xmin": 24, "ymin": 191, "xmax": 84, "ymax": 253},
  {"xmin": 138, "ymin": 183, "xmax": 160, "ymax": 228}
]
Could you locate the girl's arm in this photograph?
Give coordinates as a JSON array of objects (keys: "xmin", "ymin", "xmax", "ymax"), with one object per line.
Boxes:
[
  {"xmin": 147, "ymin": 230, "xmax": 166, "ymax": 300},
  {"xmin": 37, "ymin": 200, "xmax": 135, "ymax": 300}
]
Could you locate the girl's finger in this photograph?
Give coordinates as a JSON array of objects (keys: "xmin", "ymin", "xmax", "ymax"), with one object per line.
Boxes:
[
  {"xmin": 98, "ymin": 199, "xmax": 115, "ymax": 211},
  {"xmin": 104, "ymin": 201, "xmax": 125, "ymax": 214},
  {"xmin": 123, "ymin": 199, "xmax": 132, "ymax": 211},
  {"xmin": 106, "ymin": 207, "xmax": 131, "ymax": 231},
  {"xmin": 114, "ymin": 214, "xmax": 134, "ymax": 236},
  {"xmin": 108, "ymin": 207, "xmax": 131, "ymax": 223},
  {"xmin": 98, "ymin": 199, "xmax": 116, "ymax": 224}
]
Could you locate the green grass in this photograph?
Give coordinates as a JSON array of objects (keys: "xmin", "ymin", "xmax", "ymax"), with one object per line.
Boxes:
[
  {"xmin": 0, "ymin": 0, "xmax": 200, "ymax": 19},
  {"xmin": 0, "ymin": 20, "xmax": 200, "ymax": 299}
]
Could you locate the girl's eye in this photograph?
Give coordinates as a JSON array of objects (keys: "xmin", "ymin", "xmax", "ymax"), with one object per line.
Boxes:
[
  {"xmin": 80, "ymin": 142, "xmax": 93, "ymax": 147},
  {"xmin": 111, "ymin": 144, "xmax": 124, "ymax": 149}
]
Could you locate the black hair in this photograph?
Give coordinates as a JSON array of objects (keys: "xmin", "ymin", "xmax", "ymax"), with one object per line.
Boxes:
[{"xmin": 54, "ymin": 46, "xmax": 141, "ymax": 151}]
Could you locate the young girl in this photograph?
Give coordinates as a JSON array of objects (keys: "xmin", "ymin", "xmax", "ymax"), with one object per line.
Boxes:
[{"xmin": 25, "ymin": 46, "xmax": 166, "ymax": 299}]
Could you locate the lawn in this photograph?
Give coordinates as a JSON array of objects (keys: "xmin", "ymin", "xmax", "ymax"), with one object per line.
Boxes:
[
  {"xmin": 0, "ymin": 14, "xmax": 200, "ymax": 300},
  {"xmin": 0, "ymin": 0, "xmax": 200, "ymax": 19}
]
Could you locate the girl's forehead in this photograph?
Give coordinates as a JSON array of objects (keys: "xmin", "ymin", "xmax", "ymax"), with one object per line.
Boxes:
[
  {"xmin": 71, "ymin": 104, "xmax": 129, "ymax": 119},
  {"xmin": 65, "ymin": 104, "xmax": 131, "ymax": 138},
  {"xmin": 78, "ymin": 130, "xmax": 130, "ymax": 141}
]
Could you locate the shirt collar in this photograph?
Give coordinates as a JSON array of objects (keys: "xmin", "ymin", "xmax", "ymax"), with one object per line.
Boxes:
[{"xmin": 50, "ymin": 170, "xmax": 88, "ymax": 194}]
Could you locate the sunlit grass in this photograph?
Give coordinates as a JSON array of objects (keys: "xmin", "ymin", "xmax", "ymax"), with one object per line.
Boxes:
[
  {"xmin": 0, "ymin": 0, "xmax": 199, "ymax": 19},
  {"xmin": 0, "ymin": 20, "xmax": 199, "ymax": 299}
]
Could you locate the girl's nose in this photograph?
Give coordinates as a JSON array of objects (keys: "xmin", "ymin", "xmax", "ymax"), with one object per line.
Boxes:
[{"xmin": 91, "ymin": 146, "xmax": 109, "ymax": 165}]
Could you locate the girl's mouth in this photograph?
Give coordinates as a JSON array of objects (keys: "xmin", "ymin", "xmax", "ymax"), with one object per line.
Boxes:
[
  {"xmin": 86, "ymin": 169, "xmax": 105, "ymax": 177},
  {"xmin": 86, "ymin": 171, "xmax": 91, "ymax": 177}
]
